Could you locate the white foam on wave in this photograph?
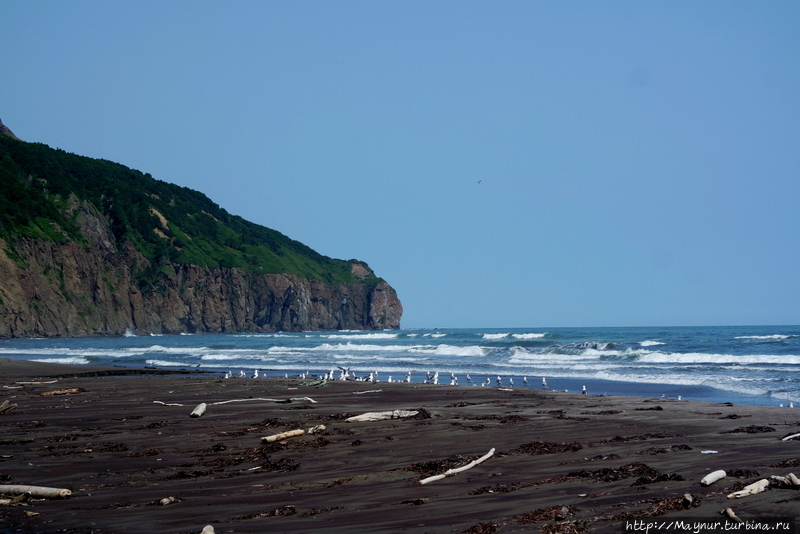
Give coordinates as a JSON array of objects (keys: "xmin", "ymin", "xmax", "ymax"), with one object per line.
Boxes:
[
  {"xmin": 640, "ymin": 340, "xmax": 665, "ymax": 347},
  {"xmin": 483, "ymin": 333, "xmax": 509, "ymax": 340},
  {"xmin": 735, "ymin": 335, "xmax": 791, "ymax": 341},
  {"xmin": 146, "ymin": 359, "xmax": 195, "ymax": 367},
  {"xmin": 322, "ymin": 333, "xmax": 400, "ymax": 340},
  {"xmin": 32, "ymin": 357, "xmax": 90, "ymax": 365},
  {"xmin": 410, "ymin": 344, "xmax": 487, "ymax": 357},
  {"xmin": 512, "ymin": 333, "xmax": 547, "ymax": 340},
  {"xmin": 423, "ymin": 333, "xmax": 447, "ymax": 338},
  {"xmin": 638, "ymin": 352, "xmax": 800, "ymax": 365}
]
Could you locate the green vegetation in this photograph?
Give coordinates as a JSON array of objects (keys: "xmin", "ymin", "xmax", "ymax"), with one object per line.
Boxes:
[{"xmin": 0, "ymin": 134, "xmax": 382, "ymax": 287}]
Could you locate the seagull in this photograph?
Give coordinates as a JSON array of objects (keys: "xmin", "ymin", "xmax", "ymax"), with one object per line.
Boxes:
[
  {"xmin": 338, "ymin": 366, "xmax": 350, "ymax": 380},
  {"xmin": 508, "ymin": 377, "xmax": 514, "ymax": 387},
  {"xmin": 252, "ymin": 369, "xmax": 259, "ymax": 379},
  {"xmin": 405, "ymin": 372, "xmax": 412, "ymax": 383},
  {"xmin": 433, "ymin": 372, "xmax": 439, "ymax": 385},
  {"xmin": 581, "ymin": 385, "xmax": 587, "ymax": 395},
  {"xmin": 523, "ymin": 376, "xmax": 528, "ymax": 386},
  {"xmin": 450, "ymin": 374, "xmax": 458, "ymax": 386},
  {"xmin": 224, "ymin": 370, "xmax": 232, "ymax": 379},
  {"xmin": 466, "ymin": 374, "xmax": 472, "ymax": 384},
  {"xmin": 496, "ymin": 376, "xmax": 502, "ymax": 387},
  {"xmin": 542, "ymin": 377, "xmax": 548, "ymax": 388},
  {"xmin": 387, "ymin": 376, "xmax": 393, "ymax": 383},
  {"xmin": 482, "ymin": 377, "xmax": 490, "ymax": 387},
  {"xmin": 239, "ymin": 370, "xmax": 246, "ymax": 378}
]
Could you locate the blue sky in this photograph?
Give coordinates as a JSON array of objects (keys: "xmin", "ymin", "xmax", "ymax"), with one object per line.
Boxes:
[{"xmin": 2, "ymin": 1, "xmax": 799, "ymax": 328}]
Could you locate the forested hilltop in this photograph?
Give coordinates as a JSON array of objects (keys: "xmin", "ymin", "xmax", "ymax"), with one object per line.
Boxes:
[{"xmin": 0, "ymin": 120, "xmax": 402, "ymax": 337}]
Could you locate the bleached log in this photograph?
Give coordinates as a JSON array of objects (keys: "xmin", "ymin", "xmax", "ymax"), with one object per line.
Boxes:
[
  {"xmin": 190, "ymin": 403, "xmax": 207, "ymax": 418},
  {"xmin": 210, "ymin": 397, "xmax": 317, "ymax": 405},
  {"xmin": 153, "ymin": 401, "xmax": 185, "ymax": 406},
  {"xmin": 781, "ymin": 432, "xmax": 800, "ymax": 441},
  {"xmin": 158, "ymin": 496, "xmax": 179, "ymax": 505},
  {"xmin": 419, "ymin": 448, "xmax": 496, "ymax": 485},
  {"xmin": 701, "ymin": 470, "xmax": 727, "ymax": 486},
  {"xmin": 16, "ymin": 380, "xmax": 58, "ymax": 385},
  {"xmin": 788, "ymin": 473, "xmax": 800, "ymax": 486},
  {"xmin": 768, "ymin": 473, "xmax": 800, "ymax": 488},
  {"xmin": 307, "ymin": 424, "xmax": 326, "ymax": 434},
  {"xmin": 262, "ymin": 429, "xmax": 305, "ymax": 443},
  {"xmin": 0, "ymin": 485, "xmax": 71, "ymax": 499},
  {"xmin": 201, "ymin": 526, "xmax": 215, "ymax": 534},
  {"xmin": 345, "ymin": 410, "xmax": 418, "ymax": 422},
  {"xmin": 353, "ymin": 390, "xmax": 382, "ymax": 395},
  {"xmin": 724, "ymin": 507, "xmax": 744, "ymax": 524},
  {"xmin": 0, "ymin": 400, "xmax": 17, "ymax": 415},
  {"xmin": 727, "ymin": 479, "xmax": 770, "ymax": 499}
]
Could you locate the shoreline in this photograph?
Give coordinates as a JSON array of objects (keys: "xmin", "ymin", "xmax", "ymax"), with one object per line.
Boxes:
[{"xmin": 1, "ymin": 359, "xmax": 799, "ymax": 533}]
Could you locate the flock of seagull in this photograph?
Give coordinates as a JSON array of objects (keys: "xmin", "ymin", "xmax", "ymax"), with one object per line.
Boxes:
[{"xmin": 223, "ymin": 367, "xmax": 590, "ymax": 392}]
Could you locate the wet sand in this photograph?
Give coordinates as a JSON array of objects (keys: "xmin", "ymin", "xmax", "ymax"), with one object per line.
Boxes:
[{"xmin": 1, "ymin": 359, "xmax": 799, "ymax": 533}]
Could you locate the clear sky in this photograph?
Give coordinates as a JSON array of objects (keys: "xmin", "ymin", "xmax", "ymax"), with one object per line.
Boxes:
[{"xmin": 2, "ymin": 1, "xmax": 799, "ymax": 328}]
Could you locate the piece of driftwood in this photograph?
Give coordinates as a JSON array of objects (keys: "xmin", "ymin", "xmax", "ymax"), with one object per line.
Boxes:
[
  {"xmin": 768, "ymin": 473, "xmax": 800, "ymax": 488},
  {"xmin": 16, "ymin": 380, "xmax": 58, "ymax": 385},
  {"xmin": 190, "ymin": 403, "xmax": 207, "ymax": 418},
  {"xmin": 345, "ymin": 410, "xmax": 418, "ymax": 422},
  {"xmin": 419, "ymin": 448, "xmax": 496, "ymax": 485},
  {"xmin": 724, "ymin": 507, "xmax": 744, "ymax": 524},
  {"xmin": 40, "ymin": 388, "xmax": 84, "ymax": 397},
  {"xmin": 201, "ymin": 526, "xmax": 215, "ymax": 534},
  {"xmin": 153, "ymin": 401, "xmax": 185, "ymax": 406},
  {"xmin": 262, "ymin": 429, "xmax": 305, "ymax": 443},
  {"xmin": 781, "ymin": 432, "xmax": 800, "ymax": 441},
  {"xmin": 158, "ymin": 496, "xmax": 179, "ymax": 505},
  {"xmin": 353, "ymin": 390, "xmax": 382, "ymax": 395},
  {"xmin": 727, "ymin": 479, "xmax": 769, "ymax": 499},
  {"xmin": 0, "ymin": 493, "xmax": 30, "ymax": 506},
  {"xmin": 0, "ymin": 400, "xmax": 17, "ymax": 415},
  {"xmin": 701, "ymin": 470, "xmax": 727, "ymax": 486},
  {"xmin": 0, "ymin": 485, "xmax": 71, "ymax": 499},
  {"xmin": 210, "ymin": 397, "xmax": 317, "ymax": 405}
]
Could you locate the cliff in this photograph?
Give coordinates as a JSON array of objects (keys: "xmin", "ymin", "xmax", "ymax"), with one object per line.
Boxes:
[{"xmin": 0, "ymin": 122, "xmax": 402, "ymax": 337}]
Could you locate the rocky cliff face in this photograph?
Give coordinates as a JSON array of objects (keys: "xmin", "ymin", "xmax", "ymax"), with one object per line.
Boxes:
[{"xmin": 0, "ymin": 200, "xmax": 402, "ymax": 338}]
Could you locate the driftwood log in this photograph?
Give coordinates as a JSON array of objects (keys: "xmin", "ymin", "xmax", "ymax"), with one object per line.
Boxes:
[
  {"xmin": 345, "ymin": 410, "xmax": 418, "ymax": 422},
  {"xmin": 40, "ymin": 388, "xmax": 84, "ymax": 397},
  {"xmin": 261, "ymin": 425, "xmax": 326, "ymax": 443},
  {"xmin": 190, "ymin": 403, "xmax": 207, "ymax": 418},
  {"xmin": 0, "ymin": 485, "xmax": 71, "ymax": 499},
  {"xmin": 700, "ymin": 470, "xmax": 727, "ymax": 486},
  {"xmin": 724, "ymin": 507, "xmax": 744, "ymax": 524},
  {"xmin": 0, "ymin": 400, "xmax": 17, "ymax": 415},
  {"xmin": 727, "ymin": 479, "xmax": 769, "ymax": 499},
  {"xmin": 419, "ymin": 448, "xmax": 496, "ymax": 485},
  {"xmin": 201, "ymin": 526, "xmax": 215, "ymax": 534},
  {"xmin": 781, "ymin": 432, "xmax": 800, "ymax": 442}
]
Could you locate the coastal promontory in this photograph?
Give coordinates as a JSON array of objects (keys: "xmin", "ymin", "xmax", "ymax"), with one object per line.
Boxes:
[{"xmin": 0, "ymin": 119, "xmax": 402, "ymax": 338}]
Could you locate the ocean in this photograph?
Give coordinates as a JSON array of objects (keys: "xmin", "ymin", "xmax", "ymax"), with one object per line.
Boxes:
[{"xmin": 2, "ymin": 325, "xmax": 800, "ymax": 407}]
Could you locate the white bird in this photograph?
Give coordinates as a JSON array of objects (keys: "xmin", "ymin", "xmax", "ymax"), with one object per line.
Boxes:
[
  {"xmin": 433, "ymin": 372, "xmax": 439, "ymax": 385},
  {"xmin": 450, "ymin": 374, "xmax": 458, "ymax": 386},
  {"xmin": 496, "ymin": 376, "xmax": 502, "ymax": 387},
  {"xmin": 677, "ymin": 395, "xmax": 682, "ymax": 401},
  {"xmin": 466, "ymin": 374, "xmax": 472, "ymax": 384},
  {"xmin": 791, "ymin": 402, "xmax": 795, "ymax": 408},
  {"xmin": 405, "ymin": 372, "xmax": 412, "ymax": 383},
  {"xmin": 252, "ymin": 369, "xmax": 259, "ymax": 379},
  {"xmin": 224, "ymin": 370, "xmax": 232, "ymax": 379},
  {"xmin": 368, "ymin": 372, "xmax": 375, "ymax": 383},
  {"xmin": 239, "ymin": 370, "xmax": 246, "ymax": 378},
  {"xmin": 482, "ymin": 377, "xmax": 490, "ymax": 387},
  {"xmin": 508, "ymin": 377, "xmax": 514, "ymax": 387},
  {"xmin": 523, "ymin": 376, "xmax": 528, "ymax": 386},
  {"xmin": 581, "ymin": 385, "xmax": 587, "ymax": 394},
  {"xmin": 387, "ymin": 376, "xmax": 393, "ymax": 383},
  {"xmin": 542, "ymin": 377, "xmax": 548, "ymax": 388}
]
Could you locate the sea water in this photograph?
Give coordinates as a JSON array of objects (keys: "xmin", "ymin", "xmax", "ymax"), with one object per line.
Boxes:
[{"xmin": 2, "ymin": 325, "xmax": 800, "ymax": 407}]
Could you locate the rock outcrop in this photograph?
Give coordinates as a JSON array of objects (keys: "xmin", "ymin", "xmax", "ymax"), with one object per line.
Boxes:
[{"xmin": 0, "ymin": 234, "xmax": 402, "ymax": 338}]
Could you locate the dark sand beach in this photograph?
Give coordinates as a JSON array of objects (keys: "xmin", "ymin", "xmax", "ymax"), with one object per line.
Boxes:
[{"xmin": 1, "ymin": 359, "xmax": 799, "ymax": 533}]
